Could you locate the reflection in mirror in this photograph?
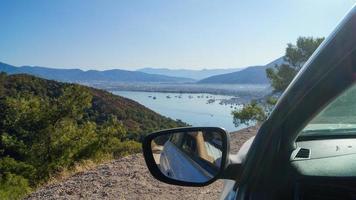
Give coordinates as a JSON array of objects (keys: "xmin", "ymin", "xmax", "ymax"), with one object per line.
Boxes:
[{"xmin": 151, "ymin": 130, "xmax": 223, "ymax": 183}]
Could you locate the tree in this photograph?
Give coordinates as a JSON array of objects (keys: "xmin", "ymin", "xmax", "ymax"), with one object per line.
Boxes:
[
  {"xmin": 233, "ymin": 37, "xmax": 324, "ymax": 127},
  {"xmin": 266, "ymin": 37, "xmax": 324, "ymax": 92},
  {"xmin": 0, "ymin": 72, "xmax": 6, "ymax": 96},
  {"xmin": 232, "ymin": 101, "xmax": 266, "ymax": 127}
]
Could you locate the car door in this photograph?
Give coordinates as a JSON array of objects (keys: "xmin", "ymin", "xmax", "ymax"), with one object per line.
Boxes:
[{"xmin": 232, "ymin": 5, "xmax": 356, "ymax": 200}]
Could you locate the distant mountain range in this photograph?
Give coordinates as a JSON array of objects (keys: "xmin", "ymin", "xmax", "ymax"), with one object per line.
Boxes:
[
  {"xmin": 0, "ymin": 57, "xmax": 284, "ymax": 85},
  {"xmin": 137, "ymin": 68, "xmax": 244, "ymax": 80},
  {"xmin": 198, "ymin": 57, "xmax": 285, "ymax": 84},
  {"xmin": 0, "ymin": 62, "xmax": 194, "ymax": 83}
]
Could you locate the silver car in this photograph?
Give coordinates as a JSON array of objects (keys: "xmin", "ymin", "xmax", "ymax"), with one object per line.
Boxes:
[{"xmin": 143, "ymin": 6, "xmax": 356, "ymax": 200}]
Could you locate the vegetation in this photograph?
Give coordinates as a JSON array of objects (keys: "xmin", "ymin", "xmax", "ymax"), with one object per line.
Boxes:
[
  {"xmin": 0, "ymin": 73, "xmax": 186, "ymax": 199},
  {"xmin": 266, "ymin": 37, "xmax": 324, "ymax": 92},
  {"xmin": 232, "ymin": 101, "xmax": 266, "ymax": 126},
  {"xmin": 232, "ymin": 37, "xmax": 324, "ymax": 126}
]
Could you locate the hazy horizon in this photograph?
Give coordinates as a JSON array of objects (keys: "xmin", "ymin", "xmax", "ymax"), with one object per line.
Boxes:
[
  {"xmin": 1, "ymin": 1, "xmax": 354, "ymax": 70},
  {"xmin": 1, "ymin": 59, "xmax": 259, "ymax": 71}
]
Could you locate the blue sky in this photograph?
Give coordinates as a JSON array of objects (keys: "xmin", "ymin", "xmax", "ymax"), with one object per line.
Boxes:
[{"xmin": 0, "ymin": 0, "xmax": 355, "ymax": 70}]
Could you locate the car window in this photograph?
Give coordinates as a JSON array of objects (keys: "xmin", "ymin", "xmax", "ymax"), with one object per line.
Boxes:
[{"xmin": 299, "ymin": 84, "xmax": 356, "ymax": 139}]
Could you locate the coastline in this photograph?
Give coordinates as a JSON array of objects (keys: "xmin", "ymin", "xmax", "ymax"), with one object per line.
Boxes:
[{"xmin": 81, "ymin": 82, "xmax": 271, "ymax": 98}]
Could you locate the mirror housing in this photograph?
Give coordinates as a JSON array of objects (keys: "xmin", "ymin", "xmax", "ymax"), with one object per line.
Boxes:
[{"xmin": 142, "ymin": 127, "xmax": 230, "ymax": 187}]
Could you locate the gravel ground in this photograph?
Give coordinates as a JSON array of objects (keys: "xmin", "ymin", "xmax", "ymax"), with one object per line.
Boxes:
[{"xmin": 26, "ymin": 126, "xmax": 258, "ymax": 200}]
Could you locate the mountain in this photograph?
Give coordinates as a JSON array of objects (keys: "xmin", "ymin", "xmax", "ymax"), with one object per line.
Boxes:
[
  {"xmin": 137, "ymin": 67, "xmax": 244, "ymax": 80},
  {"xmin": 197, "ymin": 57, "xmax": 285, "ymax": 84},
  {"xmin": 264, "ymin": 56, "xmax": 286, "ymax": 68},
  {"xmin": 0, "ymin": 62, "xmax": 194, "ymax": 83},
  {"xmin": 198, "ymin": 66, "xmax": 266, "ymax": 84}
]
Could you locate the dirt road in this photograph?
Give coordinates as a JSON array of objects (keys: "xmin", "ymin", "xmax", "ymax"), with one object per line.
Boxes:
[{"xmin": 26, "ymin": 126, "xmax": 257, "ymax": 200}]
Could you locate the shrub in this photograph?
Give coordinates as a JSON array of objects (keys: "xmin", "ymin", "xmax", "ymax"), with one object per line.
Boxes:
[{"xmin": 0, "ymin": 173, "xmax": 31, "ymax": 200}]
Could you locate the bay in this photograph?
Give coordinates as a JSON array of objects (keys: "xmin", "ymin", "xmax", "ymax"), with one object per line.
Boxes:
[{"xmin": 112, "ymin": 91, "xmax": 249, "ymax": 132}]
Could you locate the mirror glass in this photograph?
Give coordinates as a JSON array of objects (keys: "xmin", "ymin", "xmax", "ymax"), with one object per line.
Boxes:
[{"xmin": 151, "ymin": 129, "xmax": 224, "ymax": 183}]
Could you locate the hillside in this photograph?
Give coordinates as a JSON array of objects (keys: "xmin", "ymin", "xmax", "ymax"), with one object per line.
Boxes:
[
  {"xmin": 0, "ymin": 62, "xmax": 193, "ymax": 83},
  {"xmin": 0, "ymin": 73, "xmax": 185, "ymax": 136},
  {"xmin": 138, "ymin": 67, "xmax": 243, "ymax": 80},
  {"xmin": 198, "ymin": 57, "xmax": 285, "ymax": 84},
  {"xmin": 0, "ymin": 73, "xmax": 186, "ymax": 199}
]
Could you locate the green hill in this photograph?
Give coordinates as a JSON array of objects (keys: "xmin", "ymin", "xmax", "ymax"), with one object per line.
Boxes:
[{"xmin": 0, "ymin": 73, "xmax": 186, "ymax": 199}]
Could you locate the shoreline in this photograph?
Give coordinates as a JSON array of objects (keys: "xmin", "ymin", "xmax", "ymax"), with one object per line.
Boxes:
[{"xmin": 82, "ymin": 82, "xmax": 271, "ymax": 98}]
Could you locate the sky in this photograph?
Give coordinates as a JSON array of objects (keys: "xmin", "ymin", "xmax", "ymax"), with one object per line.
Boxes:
[{"xmin": 0, "ymin": 0, "xmax": 355, "ymax": 70}]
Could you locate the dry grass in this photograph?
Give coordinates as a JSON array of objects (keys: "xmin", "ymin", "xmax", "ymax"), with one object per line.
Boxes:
[{"xmin": 44, "ymin": 154, "xmax": 114, "ymax": 186}]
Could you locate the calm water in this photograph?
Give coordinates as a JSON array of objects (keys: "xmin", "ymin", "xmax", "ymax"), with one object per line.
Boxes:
[{"xmin": 112, "ymin": 91, "xmax": 248, "ymax": 132}]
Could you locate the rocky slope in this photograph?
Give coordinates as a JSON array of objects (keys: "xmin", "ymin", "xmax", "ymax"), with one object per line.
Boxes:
[{"xmin": 26, "ymin": 126, "xmax": 258, "ymax": 200}]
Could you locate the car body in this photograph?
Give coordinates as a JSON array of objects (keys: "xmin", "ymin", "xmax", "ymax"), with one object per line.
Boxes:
[{"xmin": 143, "ymin": 5, "xmax": 356, "ymax": 200}]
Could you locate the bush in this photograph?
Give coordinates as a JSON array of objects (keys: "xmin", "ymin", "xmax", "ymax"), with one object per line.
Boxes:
[
  {"xmin": 0, "ymin": 157, "xmax": 35, "ymax": 183},
  {"xmin": 113, "ymin": 141, "xmax": 142, "ymax": 158},
  {"xmin": 0, "ymin": 173, "xmax": 32, "ymax": 200}
]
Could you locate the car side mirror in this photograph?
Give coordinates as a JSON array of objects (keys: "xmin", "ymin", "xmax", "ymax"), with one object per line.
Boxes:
[{"xmin": 142, "ymin": 127, "xmax": 230, "ymax": 187}]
